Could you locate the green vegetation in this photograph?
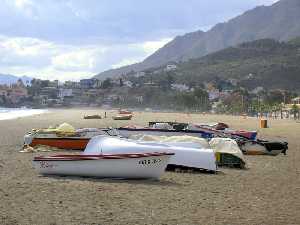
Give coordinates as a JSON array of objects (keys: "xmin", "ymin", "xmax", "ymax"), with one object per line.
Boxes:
[{"xmin": 171, "ymin": 39, "xmax": 300, "ymax": 91}]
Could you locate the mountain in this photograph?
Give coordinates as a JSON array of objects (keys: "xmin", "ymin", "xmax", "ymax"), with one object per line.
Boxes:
[
  {"xmin": 0, "ymin": 74, "xmax": 32, "ymax": 85},
  {"xmin": 171, "ymin": 38, "xmax": 300, "ymax": 91},
  {"xmin": 95, "ymin": 0, "xmax": 300, "ymax": 80}
]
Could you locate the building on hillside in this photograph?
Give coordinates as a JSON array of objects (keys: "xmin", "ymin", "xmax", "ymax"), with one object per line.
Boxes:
[
  {"xmin": 164, "ymin": 64, "xmax": 177, "ymax": 71},
  {"xmin": 228, "ymin": 78, "xmax": 238, "ymax": 86},
  {"xmin": 291, "ymin": 97, "xmax": 300, "ymax": 105},
  {"xmin": 64, "ymin": 81, "xmax": 80, "ymax": 88},
  {"xmin": 171, "ymin": 84, "xmax": 190, "ymax": 92},
  {"xmin": 204, "ymin": 82, "xmax": 217, "ymax": 91},
  {"xmin": 123, "ymin": 81, "xmax": 133, "ymax": 88},
  {"xmin": 0, "ymin": 86, "xmax": 8, "ymax": 97},
  {"xmin": 208, "ymin": 90, "xmax": 221, "ymax": 101},
  {"xmin": 80, "ymin": 78, "xmax": 100, "ymax": 89},
  {"xmin": 58, "ymin": 88, "xmax": 73, "ymax": 99},
  {"xmin": 250, "ymin": 86, "xmax": 264, "ymax": 94},
  {"xmin": 134, "ymin": 71, "xmax": 145, "ymax": 78},
  {"xmin": 5, "ymin": 80, "xmax": 28, "ymax": 104},
  {"xmin": 40, "ymin": 87, "xmax": 58, "ymax": 99},
  {"xmin": 48, "ymin": 80, "xmax": 59, "ymax": 88}
]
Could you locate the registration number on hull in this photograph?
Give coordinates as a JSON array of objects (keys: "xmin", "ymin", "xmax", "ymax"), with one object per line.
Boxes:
[
  {"xmin": 39, "ymin": 161, "xmax": 56, "ymax": 169},
  {"xmin": 138, "ymin": 158, "xmax": 162, "ymax": 165}
]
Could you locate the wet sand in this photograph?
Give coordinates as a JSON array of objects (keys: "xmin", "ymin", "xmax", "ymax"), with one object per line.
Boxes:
[{"xmin": 0, "ymin": 108, "xmax": 299, "ymax": 225}]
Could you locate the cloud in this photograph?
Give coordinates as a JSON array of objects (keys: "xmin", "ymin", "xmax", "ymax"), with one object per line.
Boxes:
[
  {"xmin": 0, "ymin": 0, "xmax": 280, "ymax": 80},
  {"xmin": 0, "ymin": 0, "xmax": 279, "ymax": 44},
  {"xmin": 0, "ymin": 35, "xmax": 172, "ymax": 81}
]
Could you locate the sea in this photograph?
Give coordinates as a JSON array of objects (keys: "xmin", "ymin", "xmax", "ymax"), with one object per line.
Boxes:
[{"xmin": 0, "ymin": 107, "xmax": 47, "ymax": 120}]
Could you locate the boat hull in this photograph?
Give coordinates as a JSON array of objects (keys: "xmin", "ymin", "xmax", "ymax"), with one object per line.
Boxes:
[
  {"xmin": 33, "ymin": 153, "xmax": 173, "ymax": 179},
  {"xmin": 30, "ymin": 138, "xmax": 89, "ymax": 150},
  {"xmin": 241, "ymin": 142, "xmax": 285, "ymax": 156},
  {"xmin": 84, "ymin": 136, "xmax": 217, "ymax": 172},
  {"xmin": 113, "ymin": 114, "xmax": 133, "ymax": 120},
  {"xmin": 118, "ymin": 128, "xmax": 213, "ymax": 139},
  {"xmin": 24, "ymin": 129, "xmax": 109, "ymax": 150}
]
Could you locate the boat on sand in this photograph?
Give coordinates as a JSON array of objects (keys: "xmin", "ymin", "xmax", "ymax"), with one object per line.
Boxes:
[
  {"xmin": 24, "ymin": 123, "xmax": 115, "ymax": 150},
  {"xmin": 130, "ymin": 134, "xmax": 246, "ymax": 169},
  {"xmin": 33, "ymin": 152, "xmax": 173, "ymax": 179},
  {"xmin": 84, "ymin": 115, "xmax": 102, "ymax": 119},
  {"xmin": 135, "ymin": 122, "xmax": 287, "ymax": 156},
  {"xmin": 112, "ymin": 114, "xmax": 133, "ymax": 120},
  {"xmin": 83, "ymin": 136, "xmax": 217, "ymax": 172},
  {"xmin": 119, "ymin": 109, "xmax": 132, "ymax": 114},
  {"xmin": 239, "ymin": 139, "xmax": 288, "ymax": 156}
]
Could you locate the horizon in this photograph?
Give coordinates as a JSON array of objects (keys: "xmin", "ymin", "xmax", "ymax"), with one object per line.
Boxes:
[{"xmin": 0, "ymin": 0, "xmax": 278, "ymax": 81}]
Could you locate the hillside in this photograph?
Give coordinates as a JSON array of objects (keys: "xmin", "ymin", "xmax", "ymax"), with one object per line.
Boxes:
[
  {"xmin": 172, "ymin": 38, "xmax": 300, "ymax": 91},
  {"xmin": 95, "ymin": 0, "xmax": 300, "ymax": 80}
]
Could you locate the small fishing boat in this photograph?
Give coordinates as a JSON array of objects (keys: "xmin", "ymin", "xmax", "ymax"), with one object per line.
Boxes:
[
  {"xmin": 130, "ymin": 134, "xmax": 246, "ymax": 169},
  {"xmin": 33, "ymin": 152, "xmax": 174, "ymax": 179},
  {"xmin": 118, "ymin": 122, "xmax": 213, "ymax": 139},
  {"xmin": 112, "ymin": 114, "xmax": 133, "ymax": 120},
  {"xmin": 239, "ymin": 139, "xmax": 288, "ymax": 156},
  {"xmin": 84, "ymin": 115, "xmax": 102, "ymax": 119},
  {"xmin": 24, "ymin": 123, "xmax": 115, "ymax": 150},
  {"xmin": 119, "ymin": 109, "xmax": 132, "ymax": 114},
  {"xmin": 190, "ymin": 123, "xmax": 257, "ymax": 140}
]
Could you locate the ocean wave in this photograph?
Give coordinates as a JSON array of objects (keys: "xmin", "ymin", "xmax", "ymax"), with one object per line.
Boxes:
[{"xmin": 0, "ymin": 108, "xmax": 47, "ymax": 120}]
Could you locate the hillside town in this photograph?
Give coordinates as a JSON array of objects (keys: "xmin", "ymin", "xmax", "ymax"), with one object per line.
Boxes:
[{"xmin": 1, "ymin": 63, "xmax": 299, "ymax": 119}]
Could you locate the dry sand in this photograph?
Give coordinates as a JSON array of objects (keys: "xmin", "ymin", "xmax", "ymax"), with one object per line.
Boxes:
[{"xmin": 0, "ymin": 108, "xmax": 299, "ymax": 225}]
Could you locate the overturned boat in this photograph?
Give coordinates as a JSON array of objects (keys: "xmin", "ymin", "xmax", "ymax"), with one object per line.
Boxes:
[
  {"xmin": 33, "ymin": 152, "xmax": 173, "ymax": 179},
  {"xmin": 130, "ymin": 134, "xmax": 246, "ymax": 169},
  {"xmin": 118, "ymin": 122, "xmax": 213, "ymax": 139},
  {"xmin": 84, "ymin": 136, "xmax": 217, "ymax": 172}
]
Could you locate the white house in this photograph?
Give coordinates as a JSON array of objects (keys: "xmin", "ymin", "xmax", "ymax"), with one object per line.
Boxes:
[
  {"xmin": 124, "ymin": 81, "xmax": 133, "ymax": 88},
  {"xmin": 250, "ymin": 86, "xmax": 264, "ymax": 94},
  {"xmin": 208, "ymin": 90, "xmax": 221, "ymax": 101},
  {"xmin": 134, "ymin": 71, "xmax": 145, "ymax": 77},
  {"xmin": 171, "ymin": 84, "xmax": 190, "ymax": 92}
]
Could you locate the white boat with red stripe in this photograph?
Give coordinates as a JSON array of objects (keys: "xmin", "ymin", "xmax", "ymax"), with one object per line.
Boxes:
[{"xmin": 33, "ymin": 152, "xmax": 174, "ymax": 179}]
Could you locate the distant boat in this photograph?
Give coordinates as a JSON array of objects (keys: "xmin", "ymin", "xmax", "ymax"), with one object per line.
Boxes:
[
  {"xmin": 84, "ymin": 115, "xmax": 102, "ymax": 119},
  {"xmin": 119, "ymin": 109, "xmax": 132, "ymax": 114},
  {"xmin": 112, "ymin": 114, "xmax": 133, "ymax": 120},
  {"xmin": 33, "ymin": 152, "xmax": 173, "ymax": 179}
]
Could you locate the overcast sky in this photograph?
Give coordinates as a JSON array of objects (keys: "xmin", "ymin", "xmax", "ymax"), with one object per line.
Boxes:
[{"xmin": 0, "ymin": 0, "xmax": 278, "ymax": 81}]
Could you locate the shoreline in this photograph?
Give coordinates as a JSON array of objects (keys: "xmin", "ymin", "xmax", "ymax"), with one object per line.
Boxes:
[{"xmin": 0, "ymin": 108, "xmax": 48, "ymax": 121}]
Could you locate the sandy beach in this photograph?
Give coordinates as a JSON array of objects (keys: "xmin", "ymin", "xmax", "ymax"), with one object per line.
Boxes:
[{"xmin": 0, "ymin": 108, "xmax": 299, "ymax": 225}]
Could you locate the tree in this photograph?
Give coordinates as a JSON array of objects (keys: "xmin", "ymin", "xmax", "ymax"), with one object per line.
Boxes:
[
  {"xmin": 291, "ymin": 104, "xmax": 299, "ymax": 120},
  {"xmin": 101, "ymin": 78, "xmax": 112, "ymax": 89},
  {"xmin": 119, "ymin": 78, "xmax": 124, "ymax": 87}
]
